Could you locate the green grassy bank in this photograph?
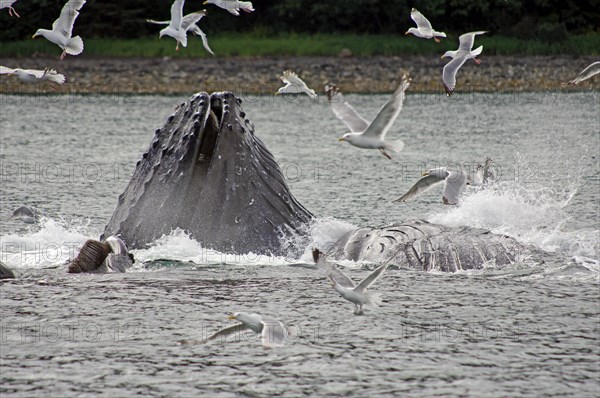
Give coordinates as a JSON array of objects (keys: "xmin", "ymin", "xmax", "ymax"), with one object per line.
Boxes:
[{"xmin": 1, "ymin": 33, "xmax": 599, "ymax": 58}]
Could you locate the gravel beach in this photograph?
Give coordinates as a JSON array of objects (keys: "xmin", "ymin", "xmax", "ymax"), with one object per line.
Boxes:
[{"xmin": 0, "ymin": 55, "xmax": 598, "ymax": 95}]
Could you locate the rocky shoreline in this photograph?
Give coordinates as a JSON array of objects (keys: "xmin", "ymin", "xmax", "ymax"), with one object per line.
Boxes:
[{"xmin": 0, "ymin": 55, "xmax": 598, "ymax": 95}]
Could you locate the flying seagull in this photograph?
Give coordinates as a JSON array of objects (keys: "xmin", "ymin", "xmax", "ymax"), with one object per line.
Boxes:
[
  {"xmin": 405, "ymin": 8, "xmax": 446, "ymax": 42},
  {"xmin": 313, "ymin": 249, "xmax": 389, "ymax": 315},
  {"xmin": 203, "ymin": 0, "xmax": 254, "ymax": 16},
  {"xmin": 275, "ymin": 70, "xmax": 317, "ymax": 99},
  {"xmin": 203, "ymin": 312, "xmax": 292, "ymax": 347},
  {"xmin": 147, "ymin": 9, "xmax": 214, "ymax": 55},
  {"xmin": 0, "ymin": 66, "xmax": 65, "ymax": 84},
  {"xmin": 393, "ymin": 167, "xmax": 468, "ymax": 205},
  {"xmin": 153, "ymin": 0, "xmax": 191, "ymax": 51},
  {"xmin": 32, "ymin": 0, "xmax": 86, "ymax": 60},
  {"xmin": 441, "ymin": 31, "xmax": 486, "ymax": 96},
  {"xmin": 566, "ymin": 61, "xmax": 600, "ymax": 85},
  {"xmin": 326, "ymin": 74, "xmax": 411, "ymax": 159},
  {"xmin": 1, "ymin": 0, "xmax": 20, "ymax": 17}
]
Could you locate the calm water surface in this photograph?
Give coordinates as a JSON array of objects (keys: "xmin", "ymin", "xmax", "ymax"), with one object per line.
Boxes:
[{"xmin": 1, "ymin": 91, "xmax": 599, "ymax": 397}]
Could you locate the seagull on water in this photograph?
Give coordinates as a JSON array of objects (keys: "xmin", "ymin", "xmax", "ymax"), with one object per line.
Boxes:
[
  {"xmin": 405, "ymin": 8, "xmax": 446, "ymax": 42},
  {"xmin": 203, "ymin": 312, "xmax": 293, "ymax": 347},
  {"xmin": 31, "ymin": 0, "xmax": 86, "ymax": 60},
  {"xmin": 441, "ymin": 31, "xmax": 486, "ymax": 96},
  {"xmin": 275, "ymin": 70, "xmax": 317, "ymax": 99},
  {"xmin": 393, "ymin": 167, "xmax": 468, "ymax": 205},
  {"xmin": 1, "ymin": 66, "xmax": 65, "ymax": 84},
  {"xmin": 203, "ymin": 0, "xmax": 254, "ymax": 16},
  {"xmin": 1, "ymin": 0, "xmax": 20, "ymax": 17},
  {"xmin": 313, "ymin": 249, "xmax": 389, "ymax": 315},
  {"xmin": 147, "ymin": 9, "xmax": 214, "ymax": 55},
  {"xmin": 566, "ymin": 61, "xmax": 600, "ymax": 85},
  {"xmin": 326, "ymin": 74, "xmax": 411, "ymax": 159}
]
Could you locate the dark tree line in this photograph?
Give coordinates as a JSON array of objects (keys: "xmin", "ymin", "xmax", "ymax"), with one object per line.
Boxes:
[{"xmin": 1, "ymin": 0, "xmax": 598, "ymax": 41}]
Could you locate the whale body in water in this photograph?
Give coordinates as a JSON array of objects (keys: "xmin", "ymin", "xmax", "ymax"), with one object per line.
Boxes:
[{"xmin": 98, "ymin": 91, "xmax": 546, "ymax": 272}]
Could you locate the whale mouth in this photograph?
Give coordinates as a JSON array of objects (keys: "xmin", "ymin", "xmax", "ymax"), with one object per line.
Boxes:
[{"xmin": 196, "ymin": 101, "xmax": 221, "ymax": 165}]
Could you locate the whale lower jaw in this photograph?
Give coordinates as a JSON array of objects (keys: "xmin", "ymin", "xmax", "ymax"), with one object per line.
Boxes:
[{"xmin": 327, "ymin": 220, "xmax": 546, "ymax": 271}]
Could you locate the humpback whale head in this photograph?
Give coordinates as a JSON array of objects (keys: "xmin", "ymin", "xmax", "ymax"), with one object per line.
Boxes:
[{"xmin": 103, "ymin": 91, "xmax": 313, "ymax": 255}]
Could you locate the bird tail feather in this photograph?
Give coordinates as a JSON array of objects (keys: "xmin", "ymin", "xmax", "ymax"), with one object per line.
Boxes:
[
  {"xmin": 385, "ymin": 140, "xmax": 405, "ymax": 154},
  {"xmin": 65, "ymin": 36, "xmax": 84, "ymax": 56}
]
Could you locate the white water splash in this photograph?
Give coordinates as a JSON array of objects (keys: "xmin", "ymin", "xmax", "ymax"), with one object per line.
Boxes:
[
  {"xmin": 0, "ymin": 217, "xmax": 91, "ymax": 269},
  {"xmin": 428, "ymin": 181, "xmax": 598, "ymax": 259},
  {"xmin": 133, "ymin": 228, "xmax": 298, "ymax": 267}
]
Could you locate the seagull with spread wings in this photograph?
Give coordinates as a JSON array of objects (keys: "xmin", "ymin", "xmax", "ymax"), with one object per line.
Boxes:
[
  {"xmin": 405, "ymin": 8, "xmax": 446, "ymax": 42},
  {"xmin": 393, "ymin": 167, "xmax": 468, "ymax": 205},
  {"xmin": 153, "ymin": 0, "xmax": 190, "ymax": 51},
  {"xmin": 203, "ymin": 312, "xmax": 292, "ymax": 348},
  {"xmin": 147, "ymin": 9, "xmax": 214, "ymax": 54},
  {"xmin": 31, "ymin": 0, "xmax": 86, "ymax": 60},
  {"xmin": 441, "ymin": 31, "xmax": 486, "ymax": 96},
  {"xmin": 313, "ymin": 249, "xmax": 389, "ymax": 315},
  {"xmin": 1, "ymin": 66, "xmax": 65, "ymax": 84},
  {"xmin": 326, "ymin": 74, "xmax": 410, "ymax": 159},
  {"xmin": 203, "ymin": 0, "xmax": 254, "ymax": 16},
  {"xmin": 276, "ymin": 70, "xmax": 317, "ymax": 99},
  {"xmin": 1, "ymin": 0, "xmax": 20, "ymax": 17}
]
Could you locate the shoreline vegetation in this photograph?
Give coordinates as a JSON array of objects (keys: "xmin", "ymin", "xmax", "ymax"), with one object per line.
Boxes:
[
  {"xmin": 0, "ymin": 35, "xmax": 598, "ymax": 95},
  {"xmin": 2, "ymin": 33, "xmax": 600, "ymax": 58}
]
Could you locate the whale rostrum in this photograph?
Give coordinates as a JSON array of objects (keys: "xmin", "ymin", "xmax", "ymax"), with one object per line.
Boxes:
[{"xmin": 96, "ymin": 91, "xmax": 546, "ymax": 272}]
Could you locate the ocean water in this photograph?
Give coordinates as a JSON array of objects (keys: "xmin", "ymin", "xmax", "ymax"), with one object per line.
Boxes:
[{"xmin": 1, "ymin": 91, "xmax": 599, "ymax": 397}]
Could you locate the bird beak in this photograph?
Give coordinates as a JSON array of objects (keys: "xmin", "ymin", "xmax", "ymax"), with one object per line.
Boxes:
[
  {"xmin": 338, "ymin": 138, "xmax": 345, "ymax": 142},
  {"xmin": 422, "ymin": 172, "xmax": 429, "ymax": 176},
  {"xmin": 227, "ymin": 315, "xmax": 236, "ymax": 320},
  {"xmin": 440, "ymin": 55, "xmax": 445, "ymax": 59},
  {"xmin": 405, "ymin": 31, "xmax": 409, "ymax": 35},
  {"xmin": 203, "ymin": 0, "xmax": 209, "ymax": 4},
  {"xmin": 275, "ymin": 92, "xmax": 279, "ymax": 96},
  {"xmin": 31, "ymin": 34, "xmax": 37, "ymax": 39}
]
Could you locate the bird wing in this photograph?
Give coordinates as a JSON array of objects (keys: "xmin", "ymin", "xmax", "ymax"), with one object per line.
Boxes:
[
  {"xmin": 410, "ymin": 8, "xmax": 432, "ymax": 30},
  {"xmin": 354, "ymin": 262, "xmax": 389, "ymax": 294},
  {"xmin": 312, "ymin": 248, "xmax": 356, "ymax": 288},
  {"xmin": 280, "ymin": 70, "xmax": 308, "ymax": 89},
  {"xmin": 393, "ymin": 173, "xmax": 445, "ymax": 202},
  {"xmin": 146, "ymin": 19, "xmax": 170, "ymax": 25},
  {"xmin": 52, "ymin": 0, "xmax": 86, "ymax": 38},
  {"xmin": 181, "ymin": 10, "xmax": 206, "ymax": 30},
  {"xmin": 204, "ymin": 323, "xmax": 251, "ymax": 342},
  {"xmin": 482, "ymin": 158, "xmax": 495, "ymax": 183},
  {"xmin": 472, "ymin": 164, "xmax": 484, "ymax": 186},
  {"xmin": 442, "ymin": 56, "xmax": 468, "ymax": 96},
  {"xmin": 325, "ymin": 84, "xmax": 370, "ymax": 133},
  {"xmin": 260, "ymin": 318, "xmax": 288, "ymax": 347},
  {"xmin": 362, "ymin": 74, "xmax": 411, "ymax": 139},
  {"xmin": 458, "ymin": 31, "xmax": 486, "ymax": 52},
  {"xmin": 568, "ymin": 61, "xmax": 600, "ymax": 85},
  {"xmin": 192, "ymin": 26, "xmax": 214, "ymax": 55},
  {"xmin": 168, "ymin": 0, "xmax": 185, "ymax": 30},
  {"xmin": 0, "ymin": 66, "xmax": 17, "ymax": 75},
  {"xmin": 442, "ymin": 170, "xmax": 468, "ymax": 204}
]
